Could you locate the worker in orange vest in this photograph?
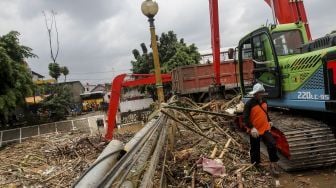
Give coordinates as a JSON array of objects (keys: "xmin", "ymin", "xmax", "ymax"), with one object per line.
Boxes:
[{"xmin": 243, "ymin": 83, "xmax": 280, "ymax": 175}]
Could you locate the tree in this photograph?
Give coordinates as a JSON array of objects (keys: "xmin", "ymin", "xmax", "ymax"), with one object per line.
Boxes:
[
  {"xmin": 0, "ymin": 31, "xmax": 37, "ymax": 125},
  {"xmin": 43, "ymin": 10, "xmax": 70, "ymax": 82},
  {"xmin": 131, "ymin": 31, "xmax": 201, "ymax": 74},
  {"xmin": 41, "ymin": 85, "xmax": 71, "ymax": 121},
  {"xmin": 48, "ymin": 62, "xmax": 61, "ymax": 81},
  {"xmin": 130, "ymin": 31, "xmax": 200, "ymax": 98},
  {"xmin": 61, "ymin": 66, "xmax": 69, "ymax": 82},
  {"xmin": 43, "ymin": 10, "xmax": 59, "ymax": 64}
]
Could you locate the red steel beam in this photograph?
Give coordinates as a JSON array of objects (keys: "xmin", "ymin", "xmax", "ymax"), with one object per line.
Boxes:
[
  {"xmin": 105, "ymin": 74, "xmax": 127, "ymax": 140},
  {"xmin": 105, "ymin": 73, "xmax": 171, "ymax": 140},
  {"xmin": 209, "ymin": 0, "xmax": 221, "ymax": 85},
  {"xmin": 264, "ymin": 0, "xmax": 312, "ymax": 40}
]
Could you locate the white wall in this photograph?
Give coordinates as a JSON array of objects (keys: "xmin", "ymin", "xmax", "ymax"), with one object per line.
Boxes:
[{"xmin": 119, "ymin": 98, "xmax": 153, "ymax": 113}]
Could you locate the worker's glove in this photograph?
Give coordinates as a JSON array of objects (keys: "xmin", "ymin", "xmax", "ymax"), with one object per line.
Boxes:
[
  {"xmin": 251, "ymin": 128, "xmax": 259, "ymax": 138},
  {"xmin": 269, "ymin": 121, "xmax": 273, "ymax": 127}
]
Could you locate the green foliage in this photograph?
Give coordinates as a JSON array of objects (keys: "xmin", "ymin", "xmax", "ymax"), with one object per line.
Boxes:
[
  {"xmin": 131, "ymin": 31, "xmax": 201, "ymax": 74},
  {"xmin": 48, "ymin": 63, "xmax": 61, "ymax": 81},
  {"xmin": 130, "ymin": 31, "xmax": 200, "ymax": 99},
  {"xmin": 61, "ymin": 66, "xmax": 69, "ymax": 82},
  {"xmin": 0, "ymin": 31, "xmax": 36, "ymax": 124},
  {"xmin": 41, "ymin": 85, "xmax": 71, "ymax": 121}
]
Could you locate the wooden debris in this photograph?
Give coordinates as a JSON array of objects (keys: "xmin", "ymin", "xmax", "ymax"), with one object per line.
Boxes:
[
  {"xmin": 237, "ymin": 172, "xmax": 244, "ymax": 188},
  {"xmin": 0, "ymin": 131, "xmax": 107, "ymax": 187},
  {"xmin": 175, "ymin": 148, "xmax": 194, "ymax": 161},
  {"xmin": 210, "ymin": 146, "xmax": 218, "ymax": 159},
  {"xmin": 219, "ymin": 138, "xmax": 232, "ymax": 159},
  {"xmin": 161, "ymin": 110, "xmax": 218, "ymax": 143},
  {"xmin": 154, "ymin": 96, "xmax": 275, "ymax": 188}
]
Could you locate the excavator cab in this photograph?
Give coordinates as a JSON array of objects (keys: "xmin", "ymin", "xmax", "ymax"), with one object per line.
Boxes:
[{"xmin": 238, "ymin": 27, "xmax": 281, "ymax": 98}]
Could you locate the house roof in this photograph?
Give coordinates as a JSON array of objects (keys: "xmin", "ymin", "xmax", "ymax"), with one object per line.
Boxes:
[
  {"xmin": 80, "ymin": 91, "xmax": 105, "ymax": 99},
  {"xmin": 91, "ymin": 84, "xmax": 105, "ymax": 92},
  {"xmin": 31, "ymin": 71, "xmax": 44, "ymax": 78}
]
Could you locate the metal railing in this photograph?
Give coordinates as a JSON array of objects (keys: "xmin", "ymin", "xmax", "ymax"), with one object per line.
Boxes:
[{"xmin": 0, "ymin": 115, "xmax": 105, "ymax": 147}]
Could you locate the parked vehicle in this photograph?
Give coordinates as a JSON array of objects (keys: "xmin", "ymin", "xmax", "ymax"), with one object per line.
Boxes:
[{"xmin": 171, "ymin": 57, "xmax": 254, "ymax": 101}]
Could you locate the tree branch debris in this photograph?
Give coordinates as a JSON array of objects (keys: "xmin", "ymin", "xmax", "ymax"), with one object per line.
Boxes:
[
  {"xmin": 155, "ymin": 96, "xmax": 275, "ymax": 187},
  {"xmin": 0, "ymin": 131, "xmax": 106, "ymax": 187}
]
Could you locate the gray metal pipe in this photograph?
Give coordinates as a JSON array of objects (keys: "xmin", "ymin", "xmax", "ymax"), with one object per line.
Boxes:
[
  {"xmin": 121, "ymin": 124, "xmax": 162, "ymax": 187},
  {"xmin": 97, "ymin": 116, "xmax": 164, "ymax": 187},
  {"xmin": 74, "ymin": 140, "xmax": 124, "ymax": 188},
  {"xmin": 139, "ymin": 122, "xmax": 167, "ymax": 188},
  {"xmin": 124, "ymin": 117, "xmax": 158, "ymax": 152}
]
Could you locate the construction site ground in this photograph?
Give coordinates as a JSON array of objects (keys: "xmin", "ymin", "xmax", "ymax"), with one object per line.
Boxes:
[
  {"xmin": 0, "ymin": 109, "xmax": 335, "ymax": 187},
  {"xmin": 0, "ymin": 112, "xmax": 142, "ymax": 188},
  {"xmin": 153, "ymin": 120, "xmax": 336, "ymax": 188},
  {"xmin": 0, "ymin": 131, "xmax": 105, "ymax": 187}
]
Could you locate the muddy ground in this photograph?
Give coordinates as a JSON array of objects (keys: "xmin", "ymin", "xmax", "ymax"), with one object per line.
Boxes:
[{"xmin": 278, "ymin": 167, "xmax": 336, "ymax": 188}]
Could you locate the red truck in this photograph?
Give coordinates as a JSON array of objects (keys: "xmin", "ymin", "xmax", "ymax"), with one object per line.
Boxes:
[{"xmin": 171, "ymin": 58, "xmax": 254, "ymax": 101}]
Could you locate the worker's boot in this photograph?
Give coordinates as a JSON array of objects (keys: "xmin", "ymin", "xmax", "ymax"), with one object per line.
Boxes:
[{"xmin": 270, "ymin": 162, "xmax": 280, "ymax": 176}]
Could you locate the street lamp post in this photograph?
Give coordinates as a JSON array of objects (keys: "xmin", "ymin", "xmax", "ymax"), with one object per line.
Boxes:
[{"xmin": 141, "ymin": 0, "xmax": 165, "ymax": 104}]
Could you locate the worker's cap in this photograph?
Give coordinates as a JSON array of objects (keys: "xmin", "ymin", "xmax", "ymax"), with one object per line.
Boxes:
[{"xmin": 249, "ymin": 83, "xmax": 265, "ymax": 95}]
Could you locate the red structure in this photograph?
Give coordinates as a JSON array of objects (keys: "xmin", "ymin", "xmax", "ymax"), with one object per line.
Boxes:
[
  {"xmin": 209, "ymin": 0, "xmax": 221, "ymax": 85},
  {"xmin": 105, "ymin": 74, "xmax": 171, "ymax": 140},
  {"xmin": 264, "ymin": 0, "xmax": 312, "ymax": 40},
  {"xmin": 171, "ymin": 59, "xmax": 254, "ymax": 95}
]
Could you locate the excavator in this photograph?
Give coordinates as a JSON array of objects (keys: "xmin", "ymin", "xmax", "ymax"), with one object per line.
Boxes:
[
  {"xmin": 237, "ymin": 0, "xmax": 336, "ymax": 170},
  {"xmin": 105, "ymin": 0, "xmax": 336, "ymax": 170}
]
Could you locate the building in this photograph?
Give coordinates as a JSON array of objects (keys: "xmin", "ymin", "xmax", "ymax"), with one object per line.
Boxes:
[
  {"xmin": 84, "ymin": 83, "xmax": 97, "ymax": 93},
  {"xmin": 80, "ymin": 83, "xmax": 107, "ymax": 112},
  {"xmin": 58, "ymin": 81, "xmax": 85, "ymax": 105},
  {"xmin": 31, "ymin": 71, "xmax": 44, "ymax": 82}
]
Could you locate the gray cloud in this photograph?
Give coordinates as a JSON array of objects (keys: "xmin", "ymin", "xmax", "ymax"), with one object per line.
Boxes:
[
  {"xmin": 0, "ymin": 0, "xmax": 334, "ymax": 84},
  {"xmin": 17, "ymin": 0, "xmax": 123, "ymax": 26}
]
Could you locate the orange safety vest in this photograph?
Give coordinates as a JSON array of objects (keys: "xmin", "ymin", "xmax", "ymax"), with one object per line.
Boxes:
[{"xmin": 249, "ymin": 102, "xmax": 271, "ymax": 135}]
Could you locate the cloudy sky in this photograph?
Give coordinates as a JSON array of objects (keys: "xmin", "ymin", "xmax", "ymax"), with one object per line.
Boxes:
[{"xmin": 0, "ymin": 0, "xmax": 334, "ymax": 84}]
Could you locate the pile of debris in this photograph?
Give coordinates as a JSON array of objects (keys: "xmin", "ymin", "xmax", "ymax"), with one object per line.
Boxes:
[
  {"xmin": 0, "ymin": 131, "xmax": 106, "ymax": 187},
  {"xmin": 157, "ymin": 96, "xmax": 275, "ymax": 187}
]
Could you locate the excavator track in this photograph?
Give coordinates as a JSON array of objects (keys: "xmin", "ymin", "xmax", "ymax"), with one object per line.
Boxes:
[{"xmin": 269, "ymin": 112, "xmax": 336, "ymax": 171}]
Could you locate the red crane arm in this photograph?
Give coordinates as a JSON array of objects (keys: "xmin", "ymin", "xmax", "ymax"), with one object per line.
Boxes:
[
  {"xmin": 105, "ymin": 73, "xmax": 171, "ymax": 140},
  {"xmin": 264, "ymin": 0, "xmax": 311, "ymax": 40},
  {"xmin": 123, "ymin": 74, "xmax": 172, "ymax": 87},
  {"xmin": 209, "ymin": 0, "xmax": 221, "ymax": 85}
]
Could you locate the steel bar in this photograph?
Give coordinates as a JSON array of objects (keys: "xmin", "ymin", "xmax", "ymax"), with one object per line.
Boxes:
[
  {"xmin": 116, "ymin": 124, "xmax": 162, "ymax": 187},
  {"xmin": 139, "ymin": 121, "xmax": 167, "ymax": 188},
  {"xmin": 97, "ymin": 116, "xmax": 165, "ymax": 187},
  {"xmin": 159, "ymin": 144, "xmax": 168, "ymax": 188}
]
